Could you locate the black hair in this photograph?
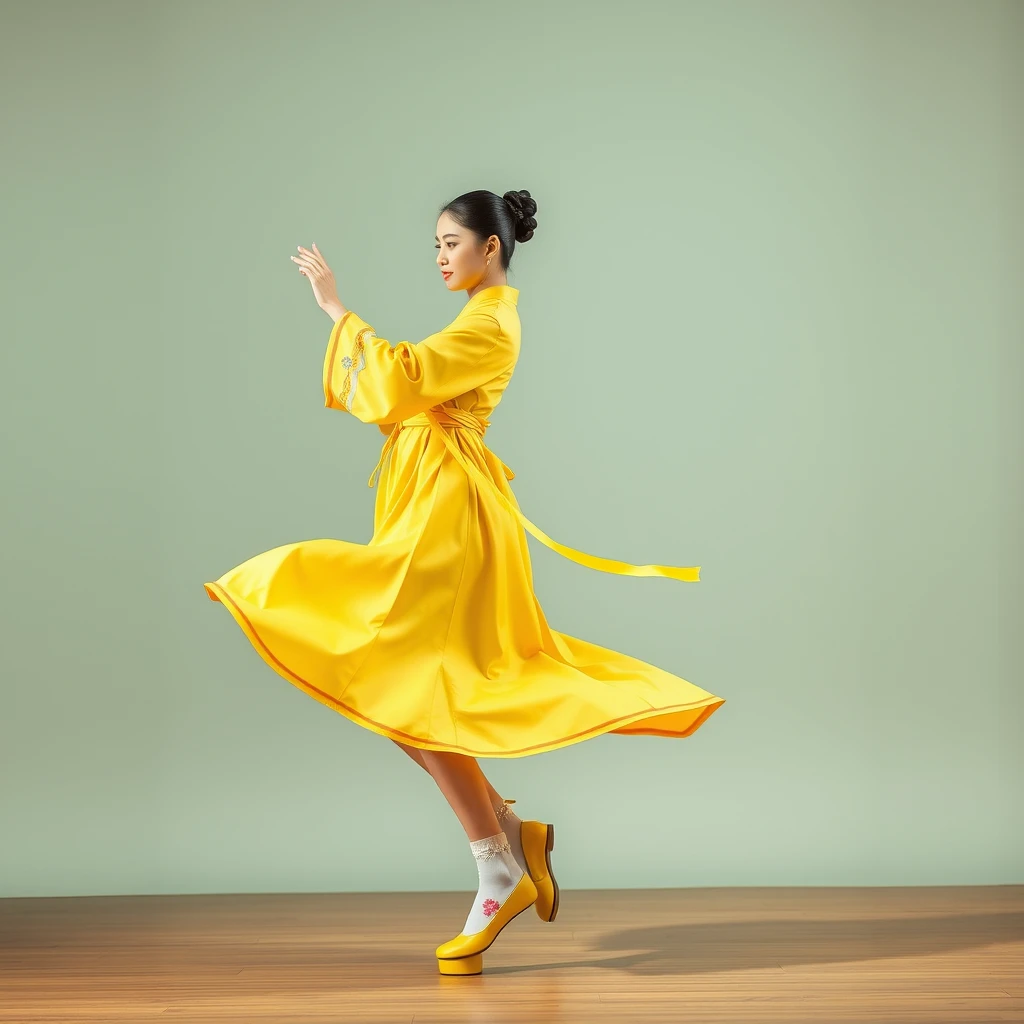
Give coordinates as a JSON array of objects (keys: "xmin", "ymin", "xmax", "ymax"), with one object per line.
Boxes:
[{"xmin": 437, "ymin": 189, "xmax": 538, "ymax": 272}]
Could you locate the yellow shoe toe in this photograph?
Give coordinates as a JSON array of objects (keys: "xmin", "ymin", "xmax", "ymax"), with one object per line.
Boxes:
[
  {"xmin": 435, "ymin": 871, "xmax": 538, "ymax": 972},
  {"xmin": 437, "ymin": 952, "xmax": 483, "ymax": 975}
]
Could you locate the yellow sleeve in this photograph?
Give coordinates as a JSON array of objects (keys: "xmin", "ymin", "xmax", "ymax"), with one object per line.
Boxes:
[{"xmin": 323, "ymin": 309, "xmax": 514, "ymax": 424}]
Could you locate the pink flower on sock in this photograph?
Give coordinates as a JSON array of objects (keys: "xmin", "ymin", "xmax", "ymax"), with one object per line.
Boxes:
[{"xmin": 481, "ymin": 898, "xmax": 500, "ymax": 917}]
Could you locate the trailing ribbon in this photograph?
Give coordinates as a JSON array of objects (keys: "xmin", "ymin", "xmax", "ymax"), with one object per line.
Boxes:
[{"xmin": 367, "ymin": 407, "xmax": 700, "ymax": 582}]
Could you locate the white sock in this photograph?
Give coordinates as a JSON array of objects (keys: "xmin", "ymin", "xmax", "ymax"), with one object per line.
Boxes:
[
  {"xmin": 495, "ymin": 799, "xmax": 526, "ymax": 874},
  {"xmin": 462, "ymin": 831, "xmax": 524, "ymax": 936}
]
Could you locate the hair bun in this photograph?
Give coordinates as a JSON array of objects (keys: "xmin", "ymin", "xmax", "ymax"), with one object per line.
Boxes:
[{"xmin": 503, "ymin": 189, "xmax": 538, "ymax": 243}]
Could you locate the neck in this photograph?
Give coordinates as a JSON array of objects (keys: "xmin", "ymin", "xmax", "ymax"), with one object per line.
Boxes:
[{"xmin": 467, "ymin": 277, "xmax": 507, "ymax": 300}]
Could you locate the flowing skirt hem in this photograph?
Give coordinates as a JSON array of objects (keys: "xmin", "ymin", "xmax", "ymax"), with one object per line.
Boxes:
[{"xmin": 204, "ymin": 580, "xmax": 725, "ymax": 759}]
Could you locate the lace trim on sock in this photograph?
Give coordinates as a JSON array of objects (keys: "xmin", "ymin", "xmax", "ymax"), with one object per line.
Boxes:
[{"xmin": 470, "ymin": 831, "xmax": 511, "ymax": 860}]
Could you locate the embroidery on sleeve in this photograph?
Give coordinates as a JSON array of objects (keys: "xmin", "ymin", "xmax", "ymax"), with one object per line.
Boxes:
[{"xmin": 338, "ymin": 328, "xmax": 373, "ymax": 411}]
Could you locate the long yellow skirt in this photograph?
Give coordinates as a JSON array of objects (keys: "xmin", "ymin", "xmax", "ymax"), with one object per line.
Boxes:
[{"xmin": 204, "ymin": 407, "xmax": 724, "ymax": 757}]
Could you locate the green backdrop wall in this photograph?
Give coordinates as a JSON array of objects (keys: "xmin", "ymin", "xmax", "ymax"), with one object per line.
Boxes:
[{"xmin": 1, "ymin": 0, "xmax": 1020, "ymax": 896}]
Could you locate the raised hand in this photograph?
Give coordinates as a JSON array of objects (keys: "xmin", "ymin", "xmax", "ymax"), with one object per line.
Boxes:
[{"xmin": 291, "ymin": 243, "xmax": 344, "ymax": 319}]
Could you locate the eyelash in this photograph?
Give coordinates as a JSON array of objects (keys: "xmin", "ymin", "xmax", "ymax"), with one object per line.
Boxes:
[{"xmin": 434, "ymin": 243, "xmax": 456, "ymax": 249}]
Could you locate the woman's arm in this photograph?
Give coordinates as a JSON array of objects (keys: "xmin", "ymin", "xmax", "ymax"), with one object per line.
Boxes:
[{"xmin": 323, "ymin": 310, "xmax": 514, "ymax": 424}]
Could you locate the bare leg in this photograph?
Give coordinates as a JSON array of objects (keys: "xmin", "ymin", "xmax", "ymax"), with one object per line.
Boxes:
[
  {"xmin": 391, "ymin": 738, "xmax": 505, "ymax": 814},
  {"xmin": 418, "ymin": 749, "xmax": 502, "ymax": 841},
  {"xmin": 391, "ymin": 737, "xmax": 432, "ymax": 774}
]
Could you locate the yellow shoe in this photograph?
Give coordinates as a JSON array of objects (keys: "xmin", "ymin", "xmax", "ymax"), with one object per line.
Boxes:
[
  {"xmin": 435, "ymin": 869, "xmax": 538, "ymax": 975},
  {"xmin": 520, "ymin": 818, "xmax": 559, "ymax": 922},
  {"xmin": 498, "ymin": 798, "xmax": 560, "ymax": 923}
]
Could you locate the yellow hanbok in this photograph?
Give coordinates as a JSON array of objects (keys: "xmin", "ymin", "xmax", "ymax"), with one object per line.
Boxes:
[{"xmin": 204, "ymin": 285, "xmax": 724, "ymax": 757}]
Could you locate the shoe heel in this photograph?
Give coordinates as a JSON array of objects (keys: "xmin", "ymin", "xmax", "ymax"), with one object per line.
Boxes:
[
  {"xmin": 545, "ymin": 824, "xmax": 559, "ymax": 922},
  {"xmin": 438, "ymin": 952, "xmax": 483, "ymax": 976}
]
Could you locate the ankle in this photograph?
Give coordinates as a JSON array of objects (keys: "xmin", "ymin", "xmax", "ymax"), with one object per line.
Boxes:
[
  {"xmin": 494, "ymin": 797, "xmax": 520, "ymax": 824},
  {"xmin": 462, "ymin": 830, "xmax": 523, "ymax": 935}
]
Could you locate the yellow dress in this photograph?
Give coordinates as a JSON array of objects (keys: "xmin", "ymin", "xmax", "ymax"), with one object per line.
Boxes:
[{"xmin": 204, "ymin": 285, "xmax": 724, "ymax": 757}]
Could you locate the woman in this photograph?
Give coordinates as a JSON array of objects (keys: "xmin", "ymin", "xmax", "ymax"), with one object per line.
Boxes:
[{"xmin": 204, "ymin": 189, "xmax": 724, "ymax": 976}]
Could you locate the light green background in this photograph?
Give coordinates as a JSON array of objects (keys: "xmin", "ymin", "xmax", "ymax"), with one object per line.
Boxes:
[{"xmin": 1, "ymin": 0, "xmax": 1020, "ymax": 898}]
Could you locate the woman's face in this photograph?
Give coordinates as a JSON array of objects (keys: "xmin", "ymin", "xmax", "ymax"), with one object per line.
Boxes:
[{"xmin": 435, "ymin": 211, "xmax": 497, "ymax": 292}]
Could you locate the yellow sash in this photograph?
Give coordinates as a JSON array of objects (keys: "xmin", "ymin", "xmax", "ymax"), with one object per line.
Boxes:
[{"xmin": 367, "ymin": 407, "xmax": 700, "ymax": 582}]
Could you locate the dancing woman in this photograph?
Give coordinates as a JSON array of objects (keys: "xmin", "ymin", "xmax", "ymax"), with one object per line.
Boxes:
[{"xmin": 204, "ymin": 188, "xmax": 724, "ymax": 975}]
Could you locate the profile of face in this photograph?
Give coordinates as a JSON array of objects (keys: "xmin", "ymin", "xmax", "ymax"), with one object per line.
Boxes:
[{"xmin": 435, "ymin": 211, "xmax": 500, "ymax": 292}]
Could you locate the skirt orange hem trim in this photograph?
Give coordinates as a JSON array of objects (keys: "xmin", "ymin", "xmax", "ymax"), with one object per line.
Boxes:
[{"xmin": 203, "ymin": 581, "xmax": 725, "ymax": 758}]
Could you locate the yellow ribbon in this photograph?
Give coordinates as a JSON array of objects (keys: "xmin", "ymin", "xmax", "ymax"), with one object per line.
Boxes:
[
  {"xmin": 368, "ymin": 407, "xmax": 700, "ymax": 582},
  {"xmin": 367, "ymin": 424, "xmax": 404, "ymax": 489}
]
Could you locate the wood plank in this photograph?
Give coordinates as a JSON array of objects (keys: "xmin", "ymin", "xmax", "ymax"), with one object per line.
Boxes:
[{"xmin": 0, "ymin": 886, "xmax": 1020, "ymax": 1022}]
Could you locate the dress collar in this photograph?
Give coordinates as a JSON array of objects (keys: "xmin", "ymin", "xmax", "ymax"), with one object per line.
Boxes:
[{"xmin": 463, "ymin": 284, "xmax": 519, "ymax": 308}]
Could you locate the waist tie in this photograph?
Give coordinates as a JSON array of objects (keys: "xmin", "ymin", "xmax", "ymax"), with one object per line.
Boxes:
[{"xmin": 367, "ymin": 406, "xmax": 700, "ymax": 582}]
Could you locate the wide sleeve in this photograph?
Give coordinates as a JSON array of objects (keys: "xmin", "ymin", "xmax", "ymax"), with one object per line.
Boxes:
[{"xmin": 322, "ymin": 309, "xmax": 514, "ymax": 424}]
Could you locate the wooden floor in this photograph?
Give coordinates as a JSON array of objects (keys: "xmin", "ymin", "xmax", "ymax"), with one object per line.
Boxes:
[{"xmin": 1, "ymin": 885, "xmax": 1022, "ymax": 1022}]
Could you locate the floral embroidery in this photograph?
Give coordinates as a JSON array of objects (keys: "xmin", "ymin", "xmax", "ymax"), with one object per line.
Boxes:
[
  {"xmin": 481, "ymin": 898, "xmax": 500, "ymax": 917},
  {"xmin": 337, "ymin": 329, "xmax": 372, "ymax": 411}
]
